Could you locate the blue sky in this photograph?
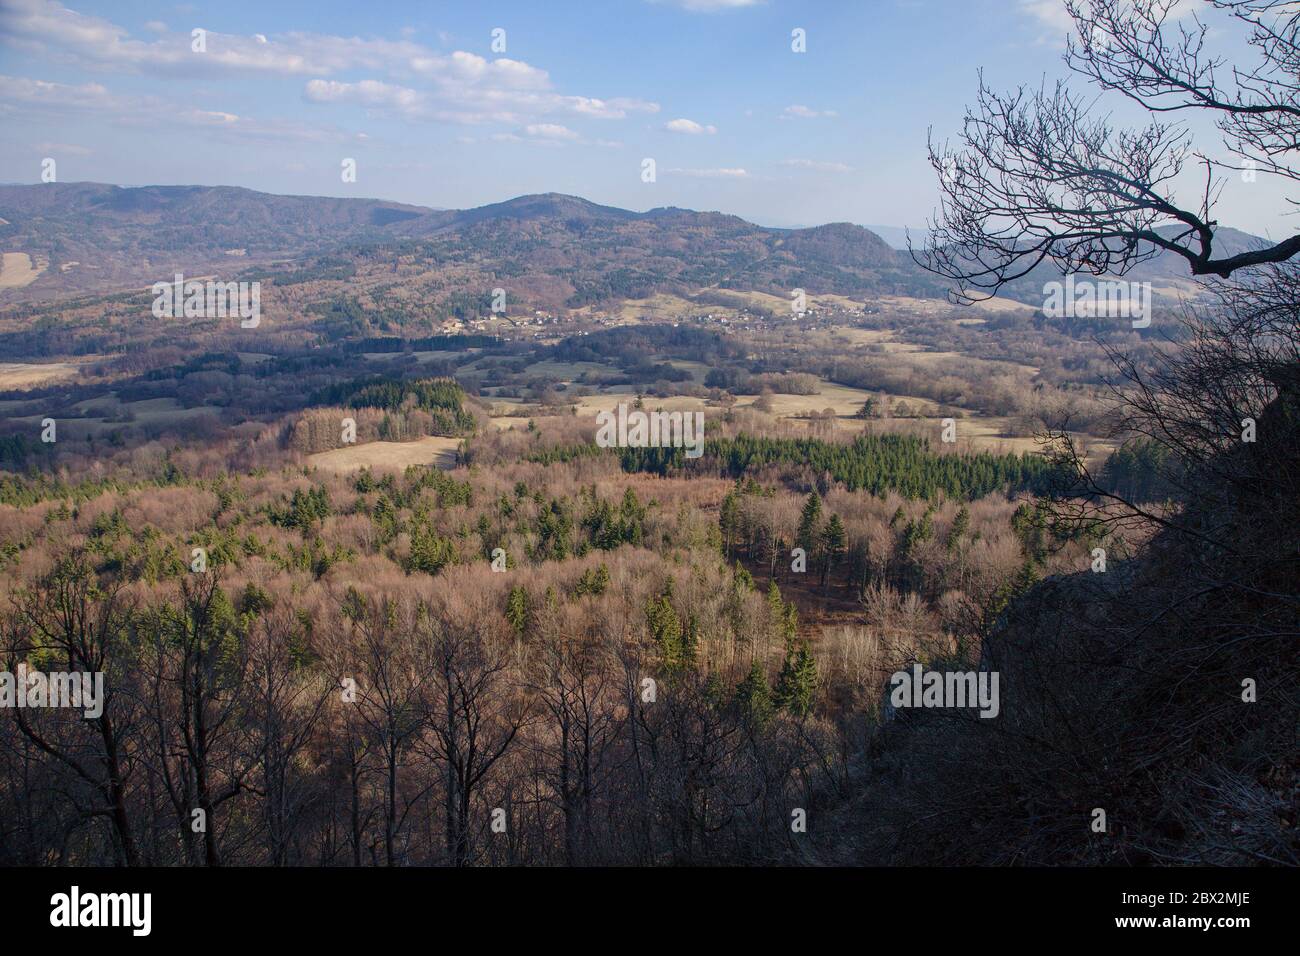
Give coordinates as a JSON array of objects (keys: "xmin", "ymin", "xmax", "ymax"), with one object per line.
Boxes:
[{"xmin": 0, "ymin": 0, "xmax": 1285, "ymax": 236}]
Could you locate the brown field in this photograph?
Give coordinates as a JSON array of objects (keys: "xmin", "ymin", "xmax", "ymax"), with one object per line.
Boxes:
[
  {"xmin": 0, "ymin": 361, "xmax": 82, "ymax": 389},
  {"xmin": 307, "ymin": 435, "xmax": 461, "ymax": 473},
  {"xmin": 746, "ymin": 379, "xmax": 938, "ymax": 418},
  {"xmin": 613, "ymin": 293, "xmax": 704, "ymax": 321},
  {"xmin": 572, "ymin": 393, "xmax": 711, "ymax": 417},
  {"xmin": 825, "ymin": 328, "xmax": 896, "ymax": 346},
  {"xmin": 505, "ymin": 377, "xmax": 1105, "ymax": 459},
  {"xmin": 0, "ymin": 252, "xmax": 45, "ymax": 289},
  {"xmin": 962, "ymin": 295, "xmax": 1037, "ymax": 314}
]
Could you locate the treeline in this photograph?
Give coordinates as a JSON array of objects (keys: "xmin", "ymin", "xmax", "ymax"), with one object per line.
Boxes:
[
  {"xmin": 704, "ymin": 369, "xmax": 821, "ymax": 395},
  {"xmin": 549, "ymin": 325, "xmax": 743, "ymax": 369},
  {"xmin": 306, "ymin": 376, "xmax": 477, "ymax": 437},
  {"xmin": 1097, "ymin": 438, "xmax": 1179, "ymax": 503},
  {"xmin": 621, "ymin": 432, "xmax": 1068, "ymax": 500},
  {"xmin": 343, "ymin": 335, "xmax": 500, "ymax": 353}
]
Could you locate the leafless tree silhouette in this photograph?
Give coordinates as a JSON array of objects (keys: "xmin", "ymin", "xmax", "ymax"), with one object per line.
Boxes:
[{"xmin": 916, "ymin": 0, "xmax": 1300, "ymax": 302}]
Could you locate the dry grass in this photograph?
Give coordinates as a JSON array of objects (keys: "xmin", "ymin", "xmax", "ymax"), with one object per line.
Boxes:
[
  {"xmin": 573, "ymin": 393, "xmax": 711, "ymax": 417},
  {"xmin": 0, "ymin": 361, "xmax": 81, "ymax": 388},
  {"xmin": 307, "ymin": 435, "xmax": 460, "ymax": 473},
  {"xmin": 488, "ymin": 416, "xmax": 532, "ymax": 431},
  {"xmin": 747, "ymin": 380, "xmax": 932, "ymax": 418},
  {"xmin": 611, "ymin": 293, "xmax": 699, "ymax": 321},
  {"xmin": 0, "ymin": 252, "xmax": 45, "ymax": 289}
]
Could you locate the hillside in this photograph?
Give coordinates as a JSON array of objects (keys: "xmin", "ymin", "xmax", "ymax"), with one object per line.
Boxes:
[
  {"xmin": 1, "ymin": 183, "xmax": 1266, "ymax": 309},
  {"xmin": 824, "ymin": 383, "xmax": 1299, "ymax": 866}
]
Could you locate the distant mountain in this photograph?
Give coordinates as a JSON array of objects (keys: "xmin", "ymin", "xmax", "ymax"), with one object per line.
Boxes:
[
  {"xmin": 0, "ymin": 183, "xmax": 432, "ymax": 298},
  {"xmin": 862, "ymin": 224, "xmax": 916, "ymax": 250},
  {"xmin": 0, "ymin": 182, "xmax": 1275, "ymax": 307},
  {"xmin": 445, "ymin": 192, "xmax": 636, "ymax": 227},
  {"xmin": 972, "ymin": 224, "xmax": 1276, "ymax": 303},
  {"xmin": 0, "ymin": 183, "xmax": 936, "ymax": 304}
]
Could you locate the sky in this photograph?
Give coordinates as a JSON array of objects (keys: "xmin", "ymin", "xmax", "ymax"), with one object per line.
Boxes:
[{"xmin": 0, "ymin": 0, "xmax": 1287, "ymax": 237}]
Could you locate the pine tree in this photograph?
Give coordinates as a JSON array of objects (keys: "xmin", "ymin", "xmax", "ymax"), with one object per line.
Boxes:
[
  {"xmin": 719, "ymin": 490, "xmax": 740, "ymax": 556},
  {"xmin": 797, "ymin": 492, "xmax": 823, "ymax": 553},
  {"xmin": 775, "ymin": 642, "xmax": 818, "ymax": 717},
  {"xmin": 948, "ymin": 505, "xmax": 970, "ymax": 552},
  {"xmin": 734, "ymin": 660, "xmax": 773, "ymax": 727},
  {"xmin": 782, "ymin": 602, "xmax": 799, "ymax": 648},
  {"xmin": 646, "ymin": 584, "xmax": 683, "ymax": 668},
  {"xmin": 820, "ymin": 513, "xmax": 847, "ymax": 588},
  {"xmin": 682, "ymin": 612, "xmax": 700, "ymax": 667},
  {"xmin": 766, "ymin": 579, "xmax": 785, "ymax": 647},
  {"xmin": 506, "ymin": 585, "xmax": 528, "ymax": 636}
]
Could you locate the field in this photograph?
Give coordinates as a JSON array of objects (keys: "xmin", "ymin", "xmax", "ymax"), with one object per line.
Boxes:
[
  {"xmin": 0, "ymin": 252, "xmax": 45, "ymax": 289},
  {"xmin": 0, "ymin": 361, "xmax": 82, "ymax": 388},
  {"xmin": 306, "ymin": 435, "xmax": 461, "ymax": 473}
]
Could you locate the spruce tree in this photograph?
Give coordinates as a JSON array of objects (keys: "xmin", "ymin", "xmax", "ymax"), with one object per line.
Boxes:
[
  {"xmin": 948, "ymin": 505, "xmax": 970, "ymax": 552},
  {"xmin": 719, "ymin": 490, "xmax": 740, "ymax": 556},
  {"xmin": 682, "ymin": 612, "xmax": 700, "ymax": 667},
  {"xmin": 766, "ymin": 580, "xmax": 786, "ymax": 648},
  {"xmin": 797, "ymin": 492, "xmax": 823, "ymax": 554},
  {"xmin": 506, "ymin": 585, "xmax": 528, "ymax": 637},
  {"xmin": 820, "ymin": 513, "xmax": 847, "ymax": 588},
  {"xmin": 734, "ymin": 660, "xmax": 773, "ymax": 727},
  {"xmin": 646, "ymin": 584, "xmax": 683, "ymax": 668},
  {"xmin": 775, "ymin": 642, "xmax": 819, "ymax": 717}
]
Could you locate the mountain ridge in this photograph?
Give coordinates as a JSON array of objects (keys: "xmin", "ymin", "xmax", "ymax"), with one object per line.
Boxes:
[{"xmin": 0, "ymin": 182, "xmax": 1274, "ymax": 307}]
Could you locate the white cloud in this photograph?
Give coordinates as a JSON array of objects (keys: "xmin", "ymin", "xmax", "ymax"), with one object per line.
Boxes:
[
  {"xmin": 665, "ymin": 117, "xmax": 717, "ymax": 135},
  {"xmin": 410, "ymin": 51, "xmax": 550, "ymax": 89},
  {"xmin": 305, "ymin": 79, "xmax": 424, "ymax": 113},
  {"xmin": 0, "ymin": 74, "xmax": 132, "ymax": 111},
  {"xmin": 781, "ymin": 104, "xmax": 837, "ymax": 119},
  {"xmin": 0, "ymin": 0, "xmax": 430, "ymax": 75},
  {"xmin": 0, "ymin": 73, "xmax": 358, "ymax": 145},
  {"xmin": 0, "ymin": 0, "xmax": 661, "ymax": 129},
  {"xmin": 568, "ymin": 96, "xmax": 659, "ymax": 118},
  {"xmin": 524, "ymin": 123, "xmax": 580, "ymax": 141},
  {"xmin": 303, "ymin": 77, "xmax": 650, "ymax": 127}
]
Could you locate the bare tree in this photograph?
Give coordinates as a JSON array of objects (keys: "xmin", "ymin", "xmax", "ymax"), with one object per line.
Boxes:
[
  {"xmin": 417, "ymin": 596, "xmax": 528, "ymax": 867},
  {"xmin": 142, "ymin": 573, "xmax": 257, "ymax": 866},
  {"xmin": 917, "ymin": 0, "xmax": 1300, "ymax": 302},
  {"xmin": 336, "ymin": 591, "xmax": 431, "ymax": 866},
  {"xmin": 244, "ymin": 605, "xmax": 332, "ymax": 865},
  {"xmin": 527, "ymin": 607, "xmax": 620, "ymax": 865},
  {"xmin": 3, "ymin": 554, "xmax": 141, "ymax": 865}
]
